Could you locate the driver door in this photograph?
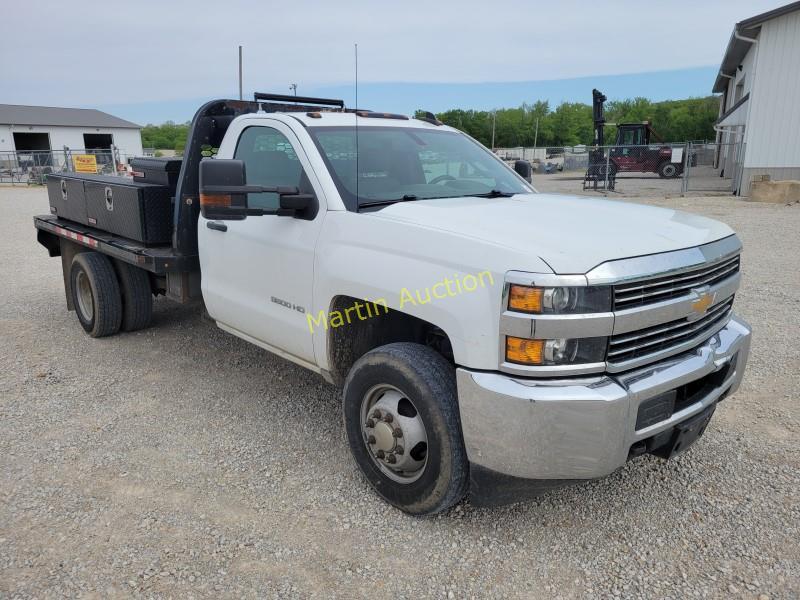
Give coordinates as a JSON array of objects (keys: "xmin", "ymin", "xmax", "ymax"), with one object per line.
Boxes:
[{"xmin": 198, "ymin": 120, "xmax": 325, "ymax": 364}]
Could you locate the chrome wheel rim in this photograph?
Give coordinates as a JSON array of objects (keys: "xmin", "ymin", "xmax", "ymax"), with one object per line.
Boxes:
[
  {"xmin": 75, "ymin": 270, "xmax": 94, "ymax": 322},
  {"xmin": 360, "ymin": 384, "xmax": 428, "ymax": 484}
]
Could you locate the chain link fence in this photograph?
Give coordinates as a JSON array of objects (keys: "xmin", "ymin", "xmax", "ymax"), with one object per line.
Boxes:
[
  {"xmin": 3, "ymin": 142, "xmax": 745, "ymax": 196},
  {"xmin": 497, "ymin": 141, "xmax": 744, "ymax": 197},
  {"xmin": 682, "ymin": 141, "xmax": 745, "ymax": 194},
  {"xmin": 0, "ymin": 148, "xmax": 134, "ymax": 185}
]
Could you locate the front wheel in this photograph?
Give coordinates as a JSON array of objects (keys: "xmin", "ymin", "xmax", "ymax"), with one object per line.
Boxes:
[
  {"xmin": 658, "ymin": 161, "xmax": 682, "ymax": 178},
  {"xmin": 343, "ymin": 343, "xmax": 468, "ymax": 515}
]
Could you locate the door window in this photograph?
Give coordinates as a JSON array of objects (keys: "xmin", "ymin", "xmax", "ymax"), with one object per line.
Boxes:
[{"xmin": 234, "ymin": 127, "xmax": 305, "ymax": 210}]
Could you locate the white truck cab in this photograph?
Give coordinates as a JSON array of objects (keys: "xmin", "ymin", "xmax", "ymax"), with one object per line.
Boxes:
[{"xmin": 35, "ymin": 95, "xmax": 751, "ymax": 514}]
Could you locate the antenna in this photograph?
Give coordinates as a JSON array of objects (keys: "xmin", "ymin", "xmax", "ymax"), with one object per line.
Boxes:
[
  {"xmin": 355, "ymin": 42, "xmax": 359, "ymax": 204},
  {"xmin": 238, "ymin": 45, "xmax": 243, "ymax": 101}
]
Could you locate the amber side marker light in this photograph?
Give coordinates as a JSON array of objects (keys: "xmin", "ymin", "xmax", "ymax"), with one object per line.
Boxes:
[
  {"xmin": 508, "ymin": 285, "xmax": 543, "ymax": 313},
  {"xmin": 506, "ymin": 336, "xmax": 544, "ymax": 365},
  {"xmin": 200, "ymin": 193, "xmax": 232, "ymax": 209}
]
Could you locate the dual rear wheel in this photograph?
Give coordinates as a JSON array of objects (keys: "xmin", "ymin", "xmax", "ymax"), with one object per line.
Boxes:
[{"xmin": 69, "ymin": 252, "xmax": 153, "ymax": 337}]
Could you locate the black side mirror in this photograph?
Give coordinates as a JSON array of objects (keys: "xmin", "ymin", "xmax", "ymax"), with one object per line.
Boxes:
[
  {"xmin": 199, "ymin": 159, "xmax": 247, "ymax": 220},
  {"xmin": 514, "ymin": 160, "xmax": 533, "ymax": 183},
  {"xmin": 199, "ymin": 159, "xmax": 316, "ymax": 220}
]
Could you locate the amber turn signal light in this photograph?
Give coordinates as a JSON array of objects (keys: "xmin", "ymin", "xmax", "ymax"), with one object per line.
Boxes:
[
  {"xmin": 199, "ymin": 193, "xmax": 232, "ymax": 209},
  {"xmin": 508, "ymin": 285, "xmax": 543, "ymax": 313},
  {"xmin": 505, "ymin": 336, "xmax": 544, "ymax": 365}
]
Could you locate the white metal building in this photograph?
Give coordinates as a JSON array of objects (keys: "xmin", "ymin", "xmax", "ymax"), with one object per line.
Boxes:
[
  {"xmin": 0, "ymin": 104, "xmax": 142, "ymax": 157},
  {"xmin": 714, "ymin": 1, "xmax": 800, "ymax": 195}
]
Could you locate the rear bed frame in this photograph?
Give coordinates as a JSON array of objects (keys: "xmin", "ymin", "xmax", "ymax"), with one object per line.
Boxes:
[{"xmin": 34, "ymin": 215, "xmax": 200, "ymax": 304}]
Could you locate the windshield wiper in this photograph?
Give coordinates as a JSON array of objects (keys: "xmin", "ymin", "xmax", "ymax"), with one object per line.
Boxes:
[
  {"xmin": 469, "ymin": 189, "xmax": 515, "ymax": 198},
  {"xmin": 359, "ymin": 194, "xmax": 418, "ymax": 208}
]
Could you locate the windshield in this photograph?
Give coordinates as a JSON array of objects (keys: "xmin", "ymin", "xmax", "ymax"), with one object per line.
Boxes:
[{"xmin": 307, "ymin": 126, "xmax": 533, "ymax": 210}]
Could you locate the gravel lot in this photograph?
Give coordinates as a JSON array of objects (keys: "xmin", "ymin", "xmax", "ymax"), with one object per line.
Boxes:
[{"xmin": 1, "ymin": 186, "xmax": 798, "ymax": 599}]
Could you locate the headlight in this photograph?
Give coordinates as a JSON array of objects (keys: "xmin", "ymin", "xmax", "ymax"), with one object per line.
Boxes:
[
  {"xmin": 508, "ymin": 285, "xmax": 612, "ymax": 314},
  {"xmin": 506, "ymin": 336, "xmax": 607, "ymax": 366}
]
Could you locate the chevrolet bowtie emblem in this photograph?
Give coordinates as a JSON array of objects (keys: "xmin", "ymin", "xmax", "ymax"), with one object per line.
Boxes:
[{"xmin": 691, "ymin": 290, "xmax": 715, "ymax": 314}]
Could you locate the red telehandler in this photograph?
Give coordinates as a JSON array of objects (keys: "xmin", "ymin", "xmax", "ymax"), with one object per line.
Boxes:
[{"xmin": 584, "ymin": 89, "xmax": 694, "ymax": 190}]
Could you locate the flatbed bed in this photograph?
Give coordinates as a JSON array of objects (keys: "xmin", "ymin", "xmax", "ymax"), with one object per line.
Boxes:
[
  {"xmin": 34, "ymin": 214, "xmax": 198, "ymax": 273},
  {"xmin": 34, "ymin": 214, "xmax": 201, "ymax": 304}
]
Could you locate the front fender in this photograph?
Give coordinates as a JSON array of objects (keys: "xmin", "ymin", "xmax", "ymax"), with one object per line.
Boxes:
[{"xmin": 312, "ymin": 211, "xmax": 552, "ymax": 371}]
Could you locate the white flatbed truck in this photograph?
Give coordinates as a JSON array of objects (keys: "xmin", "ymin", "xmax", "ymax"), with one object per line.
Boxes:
[{"xmin": 34, "ymin": 93, "xmax": 751, "ymax": 514}]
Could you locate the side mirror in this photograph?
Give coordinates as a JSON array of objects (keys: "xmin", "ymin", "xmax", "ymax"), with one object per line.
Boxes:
[
  {"xmin": 199, "ymin": 159, "xmax": 247, "ymax": 220},
  {"xmin": 514, "ymin": 160, "xmax": 533, "ymax": 183},
  {"xmin": 199, "ymin": 159, "xmax": 316, "ymax": 220}
]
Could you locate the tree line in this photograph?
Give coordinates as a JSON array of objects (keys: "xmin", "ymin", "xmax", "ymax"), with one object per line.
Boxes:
[
  {"xmin": 418, "ymin": 96, "xmax": 721, "ymax": 148},
  {"xmin": 140, "ymin": 121, "xmax": 189, "ymax": 153},
  {"xmin": 141, "ymin": 95, "xmax": 721, "ymax": 152}
]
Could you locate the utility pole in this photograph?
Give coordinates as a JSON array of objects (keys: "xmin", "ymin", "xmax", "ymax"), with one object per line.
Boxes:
[
  {"xmin": 491, "ymin": 109, "xmax": 496, "ymax": 150},
  {"xmin": 238, "ymin": 45, "xmax": 243, "ymax": 100},
  {"xmin": 289, "ymin": 83, "xmax": 297, "ymax": 96},
  {"xmin": 533, "ymin": 117, "xmax": 539, "ymax": 149}
]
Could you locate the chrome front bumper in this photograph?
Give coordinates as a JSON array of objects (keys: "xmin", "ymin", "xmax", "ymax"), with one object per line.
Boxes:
[{"xmin": 456, "ymin": 315, "xmax": 751, "ymax": 481}]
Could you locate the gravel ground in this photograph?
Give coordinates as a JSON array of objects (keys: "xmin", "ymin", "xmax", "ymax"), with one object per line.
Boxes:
[{"xmin": 1, "ymin": 186, "xmax": 798, "ymax": 599}]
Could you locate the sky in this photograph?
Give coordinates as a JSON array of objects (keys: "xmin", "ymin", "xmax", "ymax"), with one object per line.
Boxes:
[{"xmin": 0, "ymin": 0, "xmax": 790, "ymax": 124}]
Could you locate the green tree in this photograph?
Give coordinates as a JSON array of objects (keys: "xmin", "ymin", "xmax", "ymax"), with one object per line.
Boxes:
[
  {"xmin": 428, "ymin": 95, "xmax": 720, "ymax": 148},
  {"xmin": 141, "ymin": 121, "xmax": 191, "ymax": 150}
]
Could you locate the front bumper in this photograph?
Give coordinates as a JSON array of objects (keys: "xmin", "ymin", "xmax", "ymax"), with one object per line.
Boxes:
[{"xmin": 456, "ymin": 315, "xmax": 751, "ymax": 503}]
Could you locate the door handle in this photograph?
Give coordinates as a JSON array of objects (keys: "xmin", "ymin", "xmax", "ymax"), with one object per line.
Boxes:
[{"xmin": 206, "ymin": 221, "xmax": 227, "ymax": 232}]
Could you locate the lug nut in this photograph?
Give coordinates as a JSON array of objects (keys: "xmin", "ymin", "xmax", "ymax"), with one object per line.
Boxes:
[
  {"xmin": 376, "ymin": 450, "xmax": 385, "ymax": 459},
  {"xmin": 386, "ymin": 454, "xmax": 397, "ymax": 464},
  {"xmin": 383, "ymin": 413, "xmax": 394, "ymax": 423},
  {"xmin": 395, "ymin": 446, "xmax": 404, "ymax": 455},
  {"xmin": 392, "ymin": 428, "xmax": 403, "ymax": 438},
  {"xmin": 365, "ymin": 419, "xmax": 375, "ymax": 428},
  {"xmin": 371, "ymin": 410, "xmax": 382, "ymax": 419},
  {"xmin": 367, "ymin": 435, "xmax": 376, "ymax": 444}
]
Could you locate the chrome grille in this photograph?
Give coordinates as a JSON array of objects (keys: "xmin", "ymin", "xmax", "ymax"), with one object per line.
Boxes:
[
  {"xmin": 608, "ymin": 297, "xmax": 734, "ymax": 365},
  {"xmin": 614, "ymin": 254, "xmax": 740, "ymax": 310}
]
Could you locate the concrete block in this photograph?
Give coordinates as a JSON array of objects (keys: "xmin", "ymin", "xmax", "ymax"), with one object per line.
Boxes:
[{"xmin": 748, "ymin": 179, "xmax": 800, "ymax": 203}]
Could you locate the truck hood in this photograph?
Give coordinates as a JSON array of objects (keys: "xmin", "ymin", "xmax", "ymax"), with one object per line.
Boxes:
[{"xmin": 370, "ymin": 194, "xmax": 734, "ymax": 274}]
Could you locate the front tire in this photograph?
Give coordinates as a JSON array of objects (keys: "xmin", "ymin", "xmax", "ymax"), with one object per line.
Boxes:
[
  {"xmin": 69, "ymin": 252, "xmax": 122, "ymax": 337},
  {"xmin": 658, "ymin": 161, "xmax": 681, "ymax": 178},
  {"xmin": 343, "ymin": 343, "xmax": 468, "ymax": 515}
]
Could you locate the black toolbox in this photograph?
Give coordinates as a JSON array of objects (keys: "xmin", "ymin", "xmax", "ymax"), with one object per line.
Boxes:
[
  {"xmin": 47, "ymin": 173, "xmax": 173, "ymax": 245},
  {"xmin": 130, "ymin": 157, "xmax": 182, "ymax": 192},
  {"xmin": 83, "ymin": 175, "xmax": 173, "ymax": 245},
  {"xmin": 47, "ymin": 174, "xmax": 90, "ymax": 225}
]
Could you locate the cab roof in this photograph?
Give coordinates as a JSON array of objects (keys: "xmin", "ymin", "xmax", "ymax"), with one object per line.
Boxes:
[
  {"xmin": 243, "ymin": 92, "xmax": 448, "ymax": 130},
  {"xmin": 287, "ymin": 110, "xmax": 449, "ymax": 129}
]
